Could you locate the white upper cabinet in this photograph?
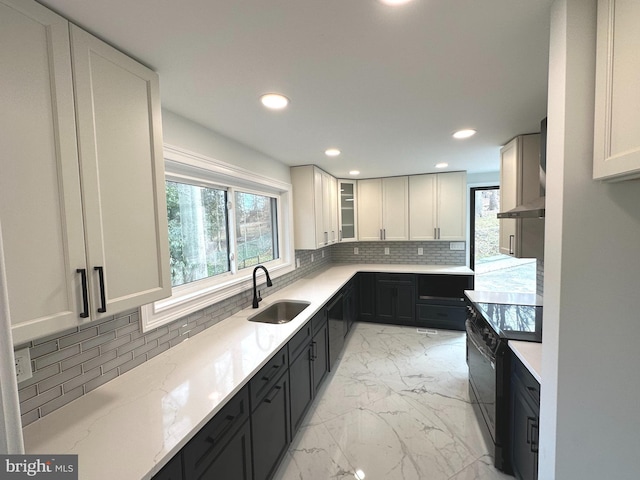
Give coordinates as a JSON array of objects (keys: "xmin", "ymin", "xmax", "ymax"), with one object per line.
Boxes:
[
  {"xmin": 358, "ymin": 177, "xmax": 409, "ymax": 241},
  {"xmin": 499, "ymin": 135, "xmax": 544, "ymax": 259},
  {"xmin": 291, "ymin": 166, "xmax": 338, "ymax": 249},
  {"xmin": 409, "ymin": 172, "xmax": 466, "ymax": 241},
  {"xmin": 338, "ymin": 180, "xmax": 358, "ymax": 242},
  {"xmin": 0, "ymin": 0, "xmax": 170, "ymax": 344},
  {"xmin": 1, "ymin": 0, "xmax": 86, "ymax": 344},
  {"xmin": 70, "ymin": 25, "xmax": 171, "ymax": 317},
  {"xmin": 593, "ymin": 0, "xmax": 640, "ymax": 181}
]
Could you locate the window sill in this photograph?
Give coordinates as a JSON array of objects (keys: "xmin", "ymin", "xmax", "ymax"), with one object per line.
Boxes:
[{"xmin": 140, "ymin": 261, "xmax": 295, "ymax": 332}]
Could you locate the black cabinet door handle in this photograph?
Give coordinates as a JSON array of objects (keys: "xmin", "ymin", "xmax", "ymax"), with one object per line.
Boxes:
[
  {"xmin": 94, "ymin": 266, "xmax": 107, "ymax": 313},
  {"xmin": 76, "ymin": 268, "xmax": 89, "ymax": 318},
  {"xmin": 261, "ymin": 364, "xmax": 281, "ymax": 383},
  {"xmin": 264, "ymin": 385, "xmax": 281, "ymax": 404}
]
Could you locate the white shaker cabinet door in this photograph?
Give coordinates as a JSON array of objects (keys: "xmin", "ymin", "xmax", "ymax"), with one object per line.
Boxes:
[
  {"xmin": 357, "ymin": 179, "xmax": 383, "ymax": 241},
  {"xmin": 499, "ymin": 138, "xmax": 519, "ymax": 256},
  {"xmin": 409, "ymin": 174, "xmax": 437, "ymax": 240},
  {"xmin": 437, "ymin": 171, "xmax": 467, "ymax": 241},
  {"xmin": 593, "ymin": 0, "xmax": 640, "ymax": 181},
  {"xmin": 70, "ymin": 26, "xmax": 171, "ymax": 319},
  {"xmin": 0, "ymin": 1, "xmax": 87, "ymax": 344},
  {"xmin": 381, "ymin": 177, "xmax": 409, "ymax": 241}
]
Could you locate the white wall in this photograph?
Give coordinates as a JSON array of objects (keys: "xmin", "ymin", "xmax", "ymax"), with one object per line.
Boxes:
[
  {"xmin": 467, "ymin": 171, "xmax": 500, "ymax": 186},
  {"xmin": 541, "ymin": 1, "xmax": 640, "ymax": 478},
  {"xmin": 161, "ymin": 109, "xmax": 291, "ymax": 184}
]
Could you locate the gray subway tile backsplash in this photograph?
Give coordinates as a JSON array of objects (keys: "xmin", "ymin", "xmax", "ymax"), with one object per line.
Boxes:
[{"xmin": 16, "ymin": 242, "xmax": 463, "ymax": 426}]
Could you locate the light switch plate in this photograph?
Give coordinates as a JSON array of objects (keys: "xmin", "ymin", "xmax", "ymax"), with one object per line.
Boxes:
[
  {"xmin": 14, "ymin": 347, "xmax": 33, "ymax": 383},
  {"xmin": 322, "ymin": 250, "xmax": 324, "ymax": 258},
  {"xmin": 296, "ymin": 258, "xmax": 300, "ymax": 268},
  {"xmin": 311, "ymin": 253, "xmax": 314, "ymax": 262},
  {"xmin": 354, "ymin": 247, "xmax": 359, "ymax": 255}
]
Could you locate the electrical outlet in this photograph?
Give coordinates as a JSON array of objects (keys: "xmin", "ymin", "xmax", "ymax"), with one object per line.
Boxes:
[
  {"xmin": 322, "ymin": 250, "xmax": 325, "ymax": 258},
  {"xmin": 14, "ymin": 347, "xmax": 33, "ymax": 383},
  {"xmin": 296, "ymin": 258, "xmax": 300, "ymax": 268},
  {"xmin": 418, "ymin": 247, "xmax": 424, "ymax": 255},
  {"xmin": 354, "ymin": 247, "xmax": 359, "ymax": 255},
  {"xmin": 449, "ymin": 242, "xmax": 465, "ymax": 251},
  {"xmin": 311, "ymin": 253, "xmax": 314, "ymax": 262},
  {"xmin": 384, "ymin": 247, "xmax": 390, "ymax": 255}
]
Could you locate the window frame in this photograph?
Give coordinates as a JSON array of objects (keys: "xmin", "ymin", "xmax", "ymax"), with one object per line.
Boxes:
[{"xmin": 141, "ymin": 144, "xmax": 295, "ymax": 332}]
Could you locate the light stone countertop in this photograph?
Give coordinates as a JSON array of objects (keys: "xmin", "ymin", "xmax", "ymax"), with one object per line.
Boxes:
[
  {"xmin": 509, "ymin": 340, "xmax": 542, "ymax": 384},
  {"xmin": 22, "ymin": 263, "xmax": 473, "ymax": 480}
]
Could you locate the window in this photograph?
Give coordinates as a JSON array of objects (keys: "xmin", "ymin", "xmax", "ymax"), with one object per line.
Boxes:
[
  {"xmin": 235, "ymin": 191, "xmax": 278, "ymax": 269},
  {"xmin": 141, "ymin": 145, "xmax": 294, "ymax": 332},
  {"xmin": 167, "ymin": 181, "xmax": 229, "ymax": 286}
]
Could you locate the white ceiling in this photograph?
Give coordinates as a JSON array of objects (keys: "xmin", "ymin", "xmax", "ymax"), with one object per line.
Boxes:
[{"xmin": 39, "ymin": 0, "xmax": 552, "ymax": 179}]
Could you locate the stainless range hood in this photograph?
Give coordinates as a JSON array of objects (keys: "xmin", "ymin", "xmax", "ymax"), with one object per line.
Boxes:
[{"xmin": 497, "ymin": 196, "xmax": 545, "ymax": 218}]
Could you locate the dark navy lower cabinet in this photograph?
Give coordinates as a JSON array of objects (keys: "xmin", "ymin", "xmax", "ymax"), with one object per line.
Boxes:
[
  {"xmin": 152, "ymin": 453, "xmax": 183, "ymax": 480},
  {"xmin": 289, "ymin": 342, "xmax": 314, "ymax": 435},
  {"xmin": 510, "ymin": 354, "xmax": 540, "ymax": 480},
  {"xmin": 357, "ymin": 272, "xmax": 376, "ymax": 322},
  {"xmin": 415, "ymin": 274, "xmax": 473, "ymax": 331},
  {"xmin": 375, "ymin": 274, "xmax": 415, "ymax": 325},
  {"xmin": 311, "ymin": 319, "xmax": 329, "ymax": 395},
  {"xmin": 251, "ymin": 372, "xmax": 291, "ymax": 480},
  {"xmin": 182, "ymin": 386, "xmax": 252, "ymax": 480}
]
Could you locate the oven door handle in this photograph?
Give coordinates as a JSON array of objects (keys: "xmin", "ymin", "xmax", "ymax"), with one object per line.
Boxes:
[{"xmin": 466, "ymin": 328, "xmax": 496, "ymax": 370}]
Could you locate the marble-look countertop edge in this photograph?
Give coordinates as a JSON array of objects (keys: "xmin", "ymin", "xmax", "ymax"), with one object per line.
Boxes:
[
  {"xmin": 22, "ymin": 263, "xmax": 473, "ymax": 479},
  {"xmin": 508, "ymin": 340, "xmax": 542, "ymax": 383}
]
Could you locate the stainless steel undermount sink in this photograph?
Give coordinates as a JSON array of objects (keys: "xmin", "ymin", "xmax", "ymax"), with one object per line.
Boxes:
[{"xmin": 248, "ymin": 300, "xmax": 311, "ymax": 324}]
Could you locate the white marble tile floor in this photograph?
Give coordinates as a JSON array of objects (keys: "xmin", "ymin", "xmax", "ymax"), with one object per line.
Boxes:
[{"xmin": 273, "ymin": 322, "xmax": 513, "ymax": 480}]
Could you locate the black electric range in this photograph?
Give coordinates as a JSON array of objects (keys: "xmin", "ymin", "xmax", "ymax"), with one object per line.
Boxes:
[
  {"xmin": 464, "ymin": 295, "xmax": 542, "ymax": 474},
  {"xmin": 473, "ymin": 301, "xmax": 543, "ymax": 343}
]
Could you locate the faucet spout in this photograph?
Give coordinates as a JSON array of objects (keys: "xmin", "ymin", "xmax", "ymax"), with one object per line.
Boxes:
[{"xmin": 252, "ymin": 265, "xmax": 273, "ymax": 308}]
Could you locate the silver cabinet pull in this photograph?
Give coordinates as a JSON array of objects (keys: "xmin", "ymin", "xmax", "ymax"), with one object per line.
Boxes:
[{"xmin": 509, "ymin": 234, "xmax": 515, "ymax": 255}]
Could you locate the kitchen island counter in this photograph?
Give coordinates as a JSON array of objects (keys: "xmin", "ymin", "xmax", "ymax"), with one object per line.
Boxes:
[{"xmin": 22, "ymin": 263, "xmax": 472, "ymax": 480}]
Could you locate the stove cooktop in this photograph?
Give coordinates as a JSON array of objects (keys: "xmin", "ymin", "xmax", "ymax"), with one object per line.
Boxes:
[{"xmin": 474, "ymin": 302, "xmax": 543, "ymax": 343}]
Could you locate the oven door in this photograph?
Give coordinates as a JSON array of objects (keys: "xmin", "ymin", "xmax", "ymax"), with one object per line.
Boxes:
[{"xmin": 466, "ymin": 320, "xmax": 496, "ymax": 442}]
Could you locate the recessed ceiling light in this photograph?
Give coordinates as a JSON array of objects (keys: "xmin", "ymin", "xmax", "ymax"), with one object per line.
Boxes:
[
  {"xmin": 349, "ymin": 170, "xmax": 360, "ymax": 176},
  {"xmin": 260, "ymin": 93, "xmax": 289, "ymax": 110},
  {"xmin": 435, "ymin": 162, "xmax": 448, "ymax": 169},
  {"xmin": 325, "ymin": 148, "xmax": 341, "ymax": 157},
  {"xmin": 452, "ymin": 129, "xmax": 476, "ymax": 139},
  {"xmin": 379, "ymin": 0, "xmax": 413, "ymax": 5}
]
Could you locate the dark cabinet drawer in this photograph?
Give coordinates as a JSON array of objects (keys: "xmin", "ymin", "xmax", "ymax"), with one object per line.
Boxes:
[
  {"xmin": 250, "ymin": 346, "xmax": 289, "ymax": 409},
  {"xmin": 376, "ymin": 273, "xmax": 415, "ymax": 284},
  {"xmin": 182, "ymin": 386, "xmax": 250, "ymax": 479},
  {"xmin": 288, "ymin": 322, "xmax": 312, "ymax": 363},
  {"xmin": 416, "ymin": 302, "xmax": 466, "ymax": 331},
  {"xmin": 311, "ymin": 309, "xmax": 326, "ymax": 335}
]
